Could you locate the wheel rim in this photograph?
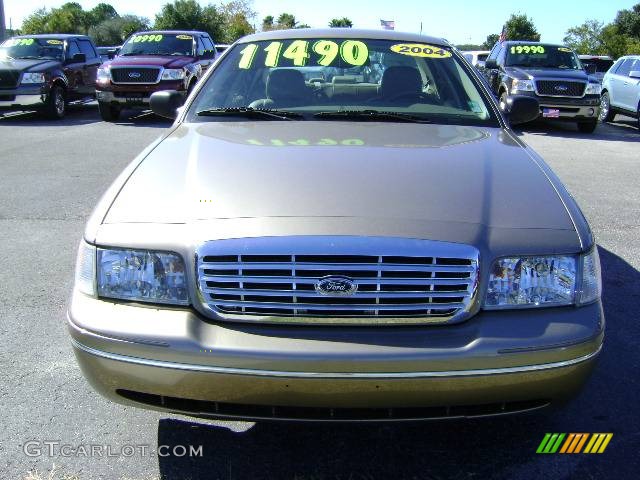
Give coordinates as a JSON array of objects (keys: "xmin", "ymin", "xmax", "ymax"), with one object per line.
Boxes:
[
  {"xmin": 599, "ymin": 94, "xmax": 609, "ymax": 121},
  {"xmin": 55, "ymin": 89, "xmax": 64, "ymax": 115}
]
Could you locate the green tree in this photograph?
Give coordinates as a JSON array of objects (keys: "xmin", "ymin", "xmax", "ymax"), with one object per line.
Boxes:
[
  {"xmin": 88, "ymin": 3, "xmax": 119, "ymax": 26},
  {"xmin": 89, "ymin": 15, "xmax": 149, "ymax": 45},
  {"xmin": 481, "ymin": 33, "xmax": 499, "ymax": 50},
  {"xmin": 276, "ymin": 13, "xmax": 297, "ymax": 29},
  {"xmin": 296, "ymin": 24, "xmax": 311, "ymax": 29},
  {"xmin": 154, "ymin": 0, "xmax": 226, "ymax": 41},
  {"xmin": 614, "ymin": 3, "xmax": 640, "ymax": 38},
  {"xmin": 45, "ymin": 2, "xmax": 90, "ymax": 34},
  {"xmin": 563, "ymin": 20, "xmax": 605, "ymax": 54},
  {"xmin": 601, "ymin": 23, "xmax": 630, "ymax": 58},
  {"xmin": 504, "ymin": 13, "xmax": 540, "ymax": 41},
  {"xmin": 220, "ymin": 0, "xmax": 255, "ymax": 42},
  {"xmin": 261, "ymin": 15, "xmax": 274, "ymax": 31},
  {"xmin": 456, "ymin": 43, "xmax": 483, "ymax": 51},
  {"xmin": 329, "ymin": 17, "xmax": 353, "ymax": 28},
  {"xmin": 21, "ymin": 8, "xmax": 49, "ymax": 34}
]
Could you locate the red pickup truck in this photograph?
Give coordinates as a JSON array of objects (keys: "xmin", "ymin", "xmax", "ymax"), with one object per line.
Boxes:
[{"xmin": 95, "ymin": 30, "xmax": 217, "ymax": 121}]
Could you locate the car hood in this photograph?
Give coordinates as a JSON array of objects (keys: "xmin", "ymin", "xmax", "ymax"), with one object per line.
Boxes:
[
  {"xmin": 0, "ymin": 58, "xmax": 60, "ymax": 73},
  {"xmin": 505, "ymin": 67, "xmax": 589, "ymax": 81},
  {"xmin": 108, "ymin": 55, "xmax": 193, "ymax": 69},
  {"xmin": 101, "ymin": 122, "xmax": 580, "ymax": 252}
]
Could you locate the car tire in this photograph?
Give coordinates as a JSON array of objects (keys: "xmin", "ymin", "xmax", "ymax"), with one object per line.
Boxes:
[
  {"xmin": 43, "ymin": 85, "xmax": 66, "ymax": 120},
  {"xmin": 578, "ymin": 120, "xmax": 598, "ymax": 134},
  {"xmin": 98, "ymin": 102, "xmax": 121, "ymax": 122},
  {"xmin": 599, "ymin": 91, "xmax": 615, "ymax": 123}
]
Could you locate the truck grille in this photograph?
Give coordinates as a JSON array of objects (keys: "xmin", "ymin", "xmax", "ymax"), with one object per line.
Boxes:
[
  {"xmin": 0, "ymin": 70, "xmax": 20, "ymax": 89},
  {"xmin": 535, "ymin": 80, "xmax": 585, "ymax": 97},
  {"xmin": 111, "ymin": 67, "xmax": 161, "ymax": 84},
  {"xmin": 196, "ymin": 237, "xmax": 479, "ymax": 325}
]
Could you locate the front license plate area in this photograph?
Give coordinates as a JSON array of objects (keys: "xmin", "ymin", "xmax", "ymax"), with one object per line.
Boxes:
[{"xmin": 542, "ymin": 108, "xmax": 560, "ymax": 118}]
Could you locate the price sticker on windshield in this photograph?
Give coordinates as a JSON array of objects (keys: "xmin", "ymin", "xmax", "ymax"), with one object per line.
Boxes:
[
  {"xmin": 390, "ymin": 43, "xmax": 451, "ymax": 58},
  {"xmin": 558, "ymin": 47, "xmax": 573, "ymax": 52},
  {"xmin": 5, "ymin": 38, "xmax": 35, "ymax": 47},
  {"xmin": 46, "ymin": 40, "xmax": 63, "ymax": 45},
  {"xmin": 238, "ymin": 40, "xmax": 369, "ymax": 69},
  {"xmin": 176, "ymin": 35, "xmax": 193, "ymax": 40},
  {"xmin": 510, "ymin": 45, "xmax": 545, "ymax": 54},
  {"xmin": 132, "ymin": 34, "xmax": 163, "ymax": 43}
]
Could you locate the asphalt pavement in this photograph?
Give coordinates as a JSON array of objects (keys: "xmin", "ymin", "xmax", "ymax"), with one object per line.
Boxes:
[{"xmin": 0, "ymin": 105, "xmax": 639, "ymax": 480}]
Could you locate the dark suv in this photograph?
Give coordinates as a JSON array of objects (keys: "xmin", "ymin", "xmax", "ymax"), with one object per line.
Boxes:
[
  {"xmin": 95, "ymin": 30, "xmax": 217, "ymax": 121},
  {"xmin": 0, "ymin": 34, "xmax": 100, "ymax": 119},
  {"xmin": 482, "ymin": 41, "xmax": 602, "ymax": 133}
]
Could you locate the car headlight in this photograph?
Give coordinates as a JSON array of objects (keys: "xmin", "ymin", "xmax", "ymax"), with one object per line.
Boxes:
[
  {"xmin": 585, "ymin": 83, "xmax": 602, "ymax": 95},
  {"xmin": 484, "ymin": 250, "xmax": 601, "ymax": 309},
  {"xmin": 511, "ymin": 79, "xmax": 535, "ymax": 94},
  {"xmin": 161, "ymin": 69, "xmax": 186, "ymax": 80},
  {"xmin": 97, "ymin": 67, "xmax": 111, "ymax": 82},
  {"xmin": 83, "ymin": 247, "xmax": 190, "ymax": 305},
  {"xmin": 21, "ymin": 72, "xmax": 46, "ymax": 84}
]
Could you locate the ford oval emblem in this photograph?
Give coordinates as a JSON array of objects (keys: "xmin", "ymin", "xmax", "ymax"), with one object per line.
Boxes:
[
  {"xmin": 555, "ymin": 85, "xmax": 568, "ymax": 92},
  {"xmin": 128, "ymin": 72, "xmax": 141, "ymax": 78},
  {"xmin": 315, "ymin": 276, "xmax": 358, "ymax": 296}
]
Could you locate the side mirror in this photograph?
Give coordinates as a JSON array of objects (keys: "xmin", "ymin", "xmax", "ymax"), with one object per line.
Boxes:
[
  {"xmin": 629, "ymin": 70, "xmax": 640, "ymax": 79},
  {"xmin": 484, "ymin": 59, "xmax": 498, "ymax": 70},
  {"xmin": 500, "ymin": 95, "xmax": 540, "ymax": 126},
  {"xmin": 150, "ymin": 90, "xmax": 185, "ymax": 119},
  {"xmin": 584, "ymin": 63, "xmax": 597, "ymax": 75},
  {"xmin": 68, "ymin": 53, "xmax": 86, "ymax": 64},
  {"xmin": 107, "ymin": 49, "xmax": 117, "ymax": 60},
  {"xmin": 476, "ymin": 61, "xmax": 486, "ymax": 69}
]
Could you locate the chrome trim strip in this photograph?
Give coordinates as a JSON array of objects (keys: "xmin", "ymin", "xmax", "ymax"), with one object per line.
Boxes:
[{"xmin": 71, "ymin": 339, "xmax": 602, "ymax": 379}]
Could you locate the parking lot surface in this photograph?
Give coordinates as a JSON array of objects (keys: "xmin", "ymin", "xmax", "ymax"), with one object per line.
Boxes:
[{"xmin": 1, "ymin": 106, "xmax": 639, "ymax": 479}]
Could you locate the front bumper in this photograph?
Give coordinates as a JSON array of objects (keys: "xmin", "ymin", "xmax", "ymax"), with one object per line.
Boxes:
[
  {"xmin": 0, "ymin": 85, "xmax": 48, "ymax": 110},
  {"xmin": 536, "ymin": 95, "xmax": 601, "ymax": 122},
  {"xmin": 68, "ymin": 292, "xmax": 604, "ymax": 421},
  {"xmin": 96, "ymin": 80, "xmax": 186, "ymax": 108}
]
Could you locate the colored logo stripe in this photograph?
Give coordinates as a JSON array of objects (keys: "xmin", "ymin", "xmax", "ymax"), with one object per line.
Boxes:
[{"xmin": 537, "ymin": 433, "xmax": 613, "ymax": 454}]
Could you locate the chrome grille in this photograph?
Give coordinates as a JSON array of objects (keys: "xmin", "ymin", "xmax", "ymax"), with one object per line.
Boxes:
[
  {"xmin": 110, "ymin": 67, "xmax": 161, "ymax": 84},
  {"xmin": 196, "ymin": 237, "xmax": 479, "ymax": 325},
  {"xmin": 535, "ymin": 80, "xmax": 586, "ymax": 97}
]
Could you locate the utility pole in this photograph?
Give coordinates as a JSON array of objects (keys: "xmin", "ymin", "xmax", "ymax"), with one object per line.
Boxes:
[{"xmin": 0, "ymin": 0, "xmax": 6, "ymax": 41}]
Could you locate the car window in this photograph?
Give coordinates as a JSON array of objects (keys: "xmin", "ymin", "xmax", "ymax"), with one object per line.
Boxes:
[
  {"xmin": 196, "ymin": 36, "xmax": 205, "ymax": 56},
  {"xmin": 486, "ymin": 43, "xmax": 500, "ymax": 62},
  {"xmin": 463, "ymin": 53, "xmax": 473, "ymax": 62},
  {"xmin": 119, "ymin": 33, "xmax": 195, "ymax": 56},
  {"xmin": 478, "ymin": 53, "xmax": 489, "ymax": 62},
  {"xmin": 187, "ymin": 37, "xmax": 498, "ymax": 127},
  {"xmin": 506, "ymin": 44, "xmax": 581, "ymax": 69},
  {"xmin": 67, "ymin": 40, "xmax": 81, "ymax": 59},
  {"xmin": 0, "ymin": 37, "xmax": 65, "ymax": 61},
  {"xmin": 629, "ymin": 59, "xmax": 640, "ymax": 74},
  {"xmin": 78, "ymin": 39, "xmax": 97, "ymax": 59},
  {"xmin": 202, "ymin": 36, "xmax": 215, "ymax": 54},
  {"xmin": 616, "ymin": 59, "xmax": 633, "ymax": 77}
]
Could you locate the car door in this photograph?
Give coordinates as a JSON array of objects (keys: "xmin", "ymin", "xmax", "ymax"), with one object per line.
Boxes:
[
  {"xmin": 200, "ymin": 35, "xmax": 217, "ymax": 72},
  {"xmin": 77, "ymin": 39, "xmax": 100, "ymax": 95},
  {"xmin": 63, "ymin": 40, "xmax": 83, "ymax": 97},
  {"xmin": 618, "ymin": 58, "xmax": 640, "ymax": 112},
  {"xmin": 609, "ymin": 58, "xmax": 633, "ymax": 110}
]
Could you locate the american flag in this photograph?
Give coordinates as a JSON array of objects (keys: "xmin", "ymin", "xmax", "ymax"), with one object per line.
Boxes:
[
  {"xmin": 380, "ymin": 19, "xmax": 395, "ymax": 30},
  {"xmin": 499, "ymin": 24, "xmax": 507, "ymax": 43}
]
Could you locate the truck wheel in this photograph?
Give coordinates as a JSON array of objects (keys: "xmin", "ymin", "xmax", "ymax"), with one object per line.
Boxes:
[
  {"xmin": 43, "ymin": 85, "xmax": 66, "ymax": 120},
  {"xmin": 98, "ymin": 102, "xmax": 121, "ymax": 122},
  {"xmin": 578, "ymin": 121, "xmax": 597, "ymax": 134},
  {"xmin": 599, "ymin": 91, "xmax": 615, "ymax": 122}
]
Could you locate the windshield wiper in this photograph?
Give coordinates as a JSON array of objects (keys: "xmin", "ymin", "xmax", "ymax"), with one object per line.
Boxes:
[
  {"xmin": 313, "ymin": 110, "xmax": 431, "ymax": 123},
  {"xmin": 196, "ymin": 107, "xmax": 304, "ymax": 121},
  {"xmin": 16, "ymin": 56, "xmax": 44, "ymax": 60}
]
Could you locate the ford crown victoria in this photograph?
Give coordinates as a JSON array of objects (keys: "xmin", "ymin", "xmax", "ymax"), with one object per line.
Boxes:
[{"xmin": 69, "ymin": 29, "xmax": 603, "ymax": 421}]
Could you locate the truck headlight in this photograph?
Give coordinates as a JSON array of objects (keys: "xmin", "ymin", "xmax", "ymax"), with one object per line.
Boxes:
[
  {"xmin": 97, "ymin": 67, "xmax": 111, "ymax": 82},
  {"xmin": 21, "ymin": 72, "xmax": 46, "ymax": 84},
  {"xmin": 484, "ymin": 250, "xmax": 601, "ymax": 309},
  {"xmin": 511, "ymin": 79, "xmax": 535, "ymax": 94},
  {"xmin": 96, "ymin": 247, "xmax": 189, "ymax": 305},
  {"xmin": 585, "ymin": 83, "xmax": 602, "ymax": 95},
  {"xmin": 161, "ymin": 69, "xmax": 186, "ymax": 80}
]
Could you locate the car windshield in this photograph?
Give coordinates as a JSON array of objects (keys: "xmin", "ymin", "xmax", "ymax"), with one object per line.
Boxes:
[
  {"xmin": 506, "ymin": 44, "xmax": 581, "ymax": 69},
  {"xmin": 0, "ymin": 37, "xmax": 64, "ymax": 61},
  {"xmin": 581, "ymin": 58, "xmax": 614, "ymax": 73},
  {"xmin": 119, "ymin": 33, "xmax": 194, "ymax": 56},
  {"xmin": 187, "ymin": 37, "xmax": 497, "ymax": 126}
]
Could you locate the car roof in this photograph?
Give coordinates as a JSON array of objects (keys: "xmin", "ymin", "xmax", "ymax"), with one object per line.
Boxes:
[
  {"xmin": 578, "ymin": 55, "xmax": 612, "ymax": 60},
  {"xmin": 13, "ymin": 34, "xmax": 90, "ymax": 40},
  {"xmin": 134, "ymin": 30, "xmax": 208, "ymax": 36},
  {"xmin": 238, "ymin": 28, "xmax": 448, "ymax": 46},
  {"xmin": 503, "ymin": 40, "xmax": 570, "ymax": 48}
]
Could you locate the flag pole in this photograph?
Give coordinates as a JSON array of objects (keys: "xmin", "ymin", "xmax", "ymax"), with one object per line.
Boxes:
[{"xmin": 420, "ymin": 22, "xmax": 423, "ymax": 35}]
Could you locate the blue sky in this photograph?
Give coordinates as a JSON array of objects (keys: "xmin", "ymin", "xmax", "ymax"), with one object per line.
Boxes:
[{"xmin": 4, "ymin": 0, "xmax": 638, "ymax": 45}]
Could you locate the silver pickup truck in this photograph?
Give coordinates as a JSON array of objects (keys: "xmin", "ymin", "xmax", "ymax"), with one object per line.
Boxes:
[{"xmin": 69, "ymin": 29, "xmax": 603, "ymax": 422}]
